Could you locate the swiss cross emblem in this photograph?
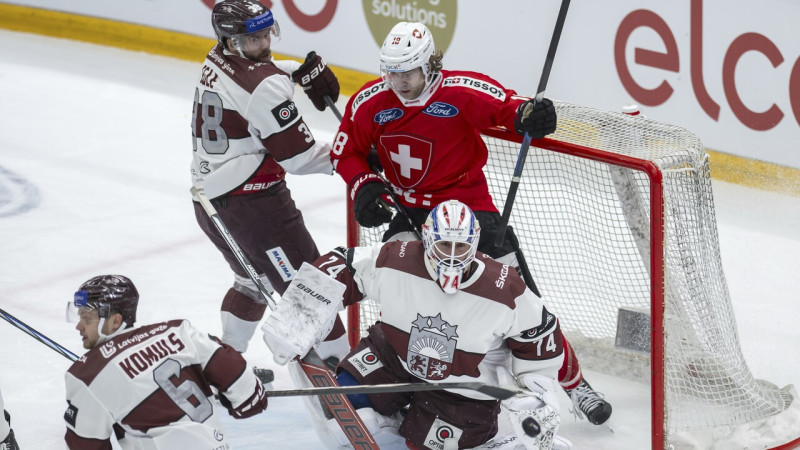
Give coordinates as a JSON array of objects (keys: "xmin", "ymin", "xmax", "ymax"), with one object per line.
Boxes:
[
  {"xmin": 406, "ymin": 313, "xmax": 458, "ymax": 381},
  {"xmin": 379, "ymin": 134, "xmax": 433, "ymax": 189}
]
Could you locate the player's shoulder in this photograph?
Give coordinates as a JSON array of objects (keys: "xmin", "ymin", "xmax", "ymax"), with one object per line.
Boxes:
[
  {"xmin": 439, "ymin": 69, "xmax": 514, "ymax": 100},
  {"xmin": 67, "ymin": 321, "xmax": 188, "ymax": 379},
  {"xmin": 204, "ymin": 45, "xmax": 290, "ymax": 95},
  {"xmin": 349, "ymin": 78, "xmax": 394, "ymax": 117},
  {"xmin": 461, "ymin": 253, "xmax": 528, "ymax": 306},
  {"xmin": 373, "ymin": 241, "xmax": 430, "ymax": 277}
]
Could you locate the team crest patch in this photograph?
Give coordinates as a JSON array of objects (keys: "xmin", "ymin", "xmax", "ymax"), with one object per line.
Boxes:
[
  {"xmin": 346, "ymin": 347, "xmax": 383, "ymax": 376},
  {"xmin": 423, "ymin": 417, "xmax": 463, "ymax": 450},
  {"xmin": 267, "ymin": 246, "xmax": 296, "ymax": 282},
  {"xmin": 271, "ymin": 100, "xmax": 298, "ymax": 127},
  {"xmin": 406, "ymin": 313, "xmax": 458, "ymax": 380}
]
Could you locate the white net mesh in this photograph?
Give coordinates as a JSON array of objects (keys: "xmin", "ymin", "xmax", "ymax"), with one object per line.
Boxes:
[{"xmin": 348, "ymin": 101, "xmax": 793, "ymax": 440}]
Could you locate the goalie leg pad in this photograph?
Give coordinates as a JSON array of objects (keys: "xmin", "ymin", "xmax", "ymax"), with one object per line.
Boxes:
[{"xmin": 323, "ymin": 407, "xmax": 405, "ymax": 449}]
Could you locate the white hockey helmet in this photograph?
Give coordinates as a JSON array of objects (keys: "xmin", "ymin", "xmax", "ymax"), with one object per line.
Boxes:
[
  {"xmin": 422, "ymin": 200, "xmax": 481, "ymax": 294},
  {"xmin": 380, "ymin": 22, "xmax": 437, "ymax": 95}
]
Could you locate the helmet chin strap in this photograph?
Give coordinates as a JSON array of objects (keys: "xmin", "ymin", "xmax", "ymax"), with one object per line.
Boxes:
[{"xmin": 96, "ymin": 317, "xmax": 130, "ymax": 345}]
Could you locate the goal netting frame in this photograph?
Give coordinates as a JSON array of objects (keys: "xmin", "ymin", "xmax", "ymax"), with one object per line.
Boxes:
[{"xmin": 344, "ymin": 100, "xmax": 798, "ymax": 449}]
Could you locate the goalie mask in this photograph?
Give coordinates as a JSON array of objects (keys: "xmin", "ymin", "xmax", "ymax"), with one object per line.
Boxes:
[
  {"xmin": 422, "ymin": 200, "xmax": 481, "ymax": 294},
  {"xmin": 379, "ymin": 22, "xmax": 439, "ymax": 101},
  {"xmin": 67, "ymin": 274, "xmax": 139, "ymax": 344},
  {"xmin": 212, "ymin": 0, "xmax": 281, "ymax": 59}
]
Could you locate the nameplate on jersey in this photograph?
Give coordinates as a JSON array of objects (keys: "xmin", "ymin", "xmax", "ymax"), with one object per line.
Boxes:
[
  {"xmin": 422, "ymin": 102, "xmax": 459, "ymax": 118},
  {"xmin": 442, "ymin": 76, "xmax": 506, "ymax": 101},
  {"xmin": 346, "ymin": 347, "xmax": 383, "ymax": 376},
  {"xmin": 271, "ymin": 100, "xmax": 298, "ymax": 128}
]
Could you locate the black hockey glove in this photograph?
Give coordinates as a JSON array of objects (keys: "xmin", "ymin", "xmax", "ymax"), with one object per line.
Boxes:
[
  {"xmin": 291, "ymin": 51, "xmax": 340, "ymax": 111},
  {"xmin": 350, "ymin": 173, "xmax": 394, "ymax": 228},
  {"xmin": 514, "ymin": 97, "xmax": 557, "ymax": 139}
]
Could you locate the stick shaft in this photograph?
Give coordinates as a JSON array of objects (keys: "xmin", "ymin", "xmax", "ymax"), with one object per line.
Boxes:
[
  {"xmin": 266, "ymin": 381, "xmax": 520, "ymax": 400},
  {"xmin": 0, "ymin": 307, "xmax": 79, "ymax": 361},
  {"xmin": 494, "ymin": 0, "xmax": 571, "ymax": 250}
]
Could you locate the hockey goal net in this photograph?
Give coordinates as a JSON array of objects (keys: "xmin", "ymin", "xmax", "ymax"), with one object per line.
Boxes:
[{"xmin": 345, "ymin": 101, "xmax": 798, "ymax": 449}]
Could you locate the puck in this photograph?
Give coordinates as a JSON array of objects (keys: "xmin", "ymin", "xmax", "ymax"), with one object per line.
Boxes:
[{"xmin": 522, "ymin": 417, "xmax": 540, "ymax": 437}]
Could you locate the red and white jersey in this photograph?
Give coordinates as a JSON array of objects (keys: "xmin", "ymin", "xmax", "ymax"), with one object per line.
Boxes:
[
  {"xmin": 319, "ymin": 241, "xmax": 563, "ymax": 400},
  {"xmin": 331, "ymin": 70, "xmax": 527, "ymax": 212},
  {"xmin": 64, "ymin": 320, "xmax": 266, "ymax": 450},
  {"xmin": 191, "ymin": 45, "xmax": 332, "ymax": 200}
]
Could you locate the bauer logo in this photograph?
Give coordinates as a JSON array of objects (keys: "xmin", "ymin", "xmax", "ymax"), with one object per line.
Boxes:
[
  {"xmin": 271, "ymin": 100, "xmax": 298, "ymax": 128},
  {"xmin": 423, "ymin": 102, "xmax": 458, "ymax": 118},
  {"xmin": 267, "ymin": 246, "xmax": 296, "ymax": 282},
  {"xmin": 374, "ymin": 108, "xmax": 404, "ymax": 125}
]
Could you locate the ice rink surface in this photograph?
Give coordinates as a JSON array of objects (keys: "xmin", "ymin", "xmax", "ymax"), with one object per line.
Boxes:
[{"xmin": 1, "ymin": 30, "xmax": 799, "ymax": 449}]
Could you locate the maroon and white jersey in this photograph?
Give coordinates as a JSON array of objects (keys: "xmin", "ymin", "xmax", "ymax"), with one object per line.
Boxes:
[
  {"xmin": 64, "ymin": 320, "xmax": 266, "ymax": 450},
  {"xmin": 191, "ymin": 44, "xmax": 332, "ymax": 200},
  {"xmin": 318, "ymin": 241, "xmax": 563, "ymax": 400},
  {"xmin": 331, "ymin": 70, "xmax": 527, "ymax": 212}
]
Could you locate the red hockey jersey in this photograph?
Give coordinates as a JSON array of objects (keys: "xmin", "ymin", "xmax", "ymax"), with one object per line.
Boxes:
[{"xmin": 332, "ymin": 70, "xmax": 527, "ymax": 212}]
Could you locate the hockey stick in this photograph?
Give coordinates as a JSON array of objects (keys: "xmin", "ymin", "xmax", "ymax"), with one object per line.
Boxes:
[
  {"xmin": 324, "ymin": 95, "xmax": 422, "ymax": 238},
  {"xmin": 0, "ymin": 307, "xmax": 79, "ymax": 362},
  {"xmin": 191, "ymin": 186, "xmax": 378, "ymax": 449},
  {"xmin": 494, "ymin": 0, "xmax": 571, "ymax": 250},
  {"xmin": 267, "ymin": 380, "xmax": 520, "ymax": 400}
]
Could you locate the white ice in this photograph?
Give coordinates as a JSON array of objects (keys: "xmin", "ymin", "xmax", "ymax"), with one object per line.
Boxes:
[{"xmin": 0, "ymin": 30, "xmax": 799, "ymax": 449}]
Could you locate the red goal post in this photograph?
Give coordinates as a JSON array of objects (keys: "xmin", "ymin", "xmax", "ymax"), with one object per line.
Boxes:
[{"xmin": 344, "ymin": 101, "xmax": 799, "ymax": 449}]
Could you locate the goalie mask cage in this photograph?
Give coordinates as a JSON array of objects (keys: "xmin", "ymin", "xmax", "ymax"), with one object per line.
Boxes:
[{"xmin": 345, "ymin": 101, "xmax": 800, "ymax": 449}]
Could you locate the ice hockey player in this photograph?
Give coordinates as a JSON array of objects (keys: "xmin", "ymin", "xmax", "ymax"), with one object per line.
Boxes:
[
  {"xmin": 191, "ymin": 0, "xmax": 349, "ymax": 360},
  {"xmin": 64, "ymin": 275, "xmax": 268, "ymax": 449},
  {"xmin": 263, "ymin": 200, "xmax": 568, "ymax": 449},
  {"xmin": 331, "ymin": 21, "xmax": 611, "ymax": 425},
  {"xmin": 0, "ymin": 388, "xmax": 18, "ymax": 450}
]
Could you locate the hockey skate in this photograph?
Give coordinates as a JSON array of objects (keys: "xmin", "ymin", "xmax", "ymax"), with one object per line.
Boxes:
[{"xmin": 566, "ymin": 380, "xmax": 612, "ymax": 425}]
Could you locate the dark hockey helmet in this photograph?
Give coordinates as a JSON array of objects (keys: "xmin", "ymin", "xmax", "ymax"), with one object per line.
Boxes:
[
  {"xmin": 211, "ymin": 0, "xmax": 280, "ymax": 47},
  {"xmin": 74, "ymin": 275, "xmax": 139, "ymax": 327}
]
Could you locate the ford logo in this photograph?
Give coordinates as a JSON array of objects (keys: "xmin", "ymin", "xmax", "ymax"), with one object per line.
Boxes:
[
  {"xmin": 423, "ymin": 101, "xmax": 459, "ymax": 118},
  {"xmin": 374, "ymin": 108, "xmax": 404, "ymax": 125}
]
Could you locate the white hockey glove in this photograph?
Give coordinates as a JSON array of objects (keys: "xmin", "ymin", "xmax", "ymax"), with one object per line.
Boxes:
[
  {"xmin": 503, "ymin": 374, "xmax": 561, "ymax": 450},
  {"xmin": 262, "ymin": 262, "xmax": 345, "ymax": 365}
]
